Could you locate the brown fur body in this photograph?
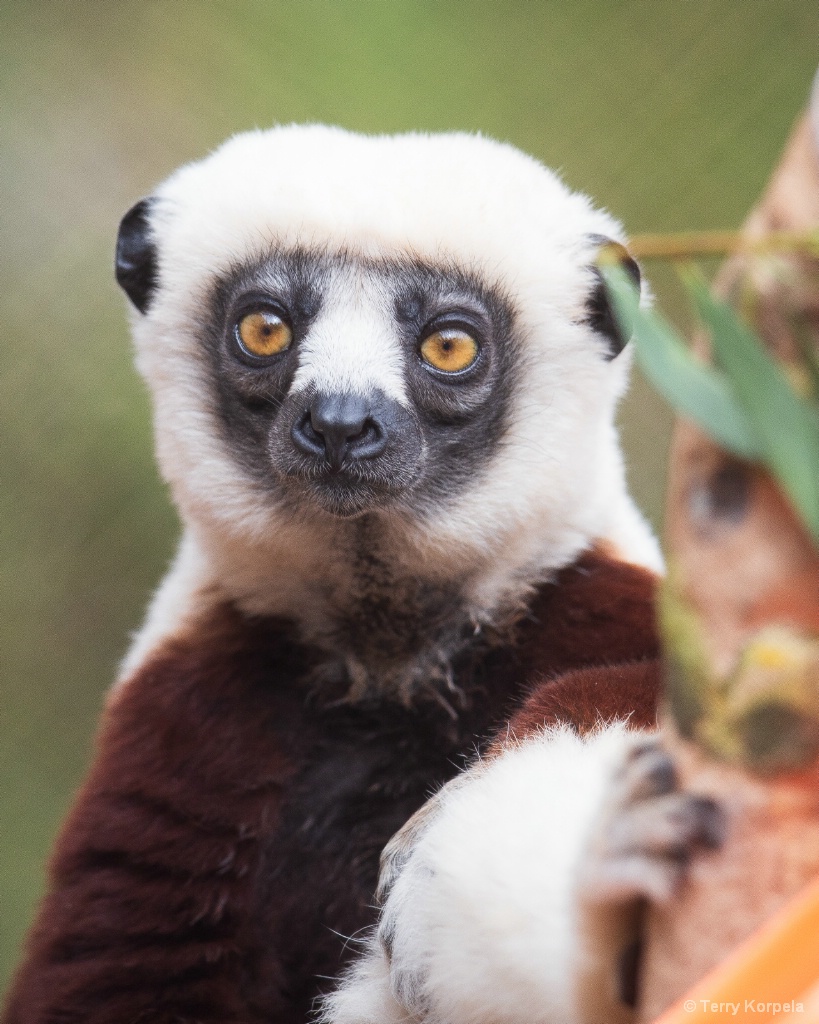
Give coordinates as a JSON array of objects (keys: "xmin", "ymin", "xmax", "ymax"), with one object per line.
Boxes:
[{"xmin": 4, "ymin": 551, "xmax": 659, "ymax": 1023}]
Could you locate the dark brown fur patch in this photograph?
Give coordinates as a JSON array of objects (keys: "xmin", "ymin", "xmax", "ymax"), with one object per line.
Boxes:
[{"xmin": 4, "ymin": 550, "xmax": 660, "ymax": 1023}]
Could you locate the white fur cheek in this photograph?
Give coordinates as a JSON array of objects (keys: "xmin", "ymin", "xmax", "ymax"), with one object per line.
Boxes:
[
  {"xmin": 325, "ymin": 725, "xmax": 639, "ymax": 1024},
  {"xmin": 133, "ymin": 312, "xmax": 293, "ymax": 547},
  {"xmin": 413, "ymin": 335, "xmax": 653, "ymax": 604}
]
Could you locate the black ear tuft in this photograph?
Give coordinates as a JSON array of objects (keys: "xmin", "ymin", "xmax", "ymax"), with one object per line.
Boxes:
[
  {"xmin": 115, "ymin": 198, "xmax": 158, "ymax": 314},
  {"xmin": 585, "ymin": 235, "xmax": 641, "ymax": 360}
]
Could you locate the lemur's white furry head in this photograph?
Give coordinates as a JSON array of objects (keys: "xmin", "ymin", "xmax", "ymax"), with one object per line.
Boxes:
[{"xmin": 117, "ymin": 125, "xmax": 660, "ymax": 672}]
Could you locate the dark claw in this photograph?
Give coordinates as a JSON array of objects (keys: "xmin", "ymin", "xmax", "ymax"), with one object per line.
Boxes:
[
  {"xmin": 626, "ymin": 744, "xmax": 678, "ymax": 799},
  {"xmin": 691, "ymin": 796, "xmax": 727, "ymax": 850},
  {"xmin": 617, "ymin": 938, "xmax": 643, "ymax": 1008},
  {"xmin": 640, "ymin": 751, "xmax": 678, "ymax": 797},
  {"xmin": 668, "ymin": 795, "xmax": 726, "ymax": 863}
]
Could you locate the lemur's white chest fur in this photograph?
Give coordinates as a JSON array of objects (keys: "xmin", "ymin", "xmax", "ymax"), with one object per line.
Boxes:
[{"xmin": 115, "ymin": 125, "xmax": 661, "ymax": 695}]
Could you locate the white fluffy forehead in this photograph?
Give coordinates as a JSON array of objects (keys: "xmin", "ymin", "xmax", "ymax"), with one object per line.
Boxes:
[{"xmin": 151, "ymin": 125, "xmax": 623, "ymax": 307}]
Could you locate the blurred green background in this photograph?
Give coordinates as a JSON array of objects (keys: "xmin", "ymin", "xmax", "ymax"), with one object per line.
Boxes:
[{"xmin": 1, "ymin": 0, "xmax": 817, "ymax": 994}]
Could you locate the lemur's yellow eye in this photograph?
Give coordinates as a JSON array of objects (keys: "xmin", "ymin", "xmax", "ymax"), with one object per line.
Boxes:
[
  {"xmin": 420, "ymin": 329, "xmax": 479, "ymax": 374},
  {"xmin": 237, "ymin": 311, "xmax": 292, "ymax": 357}
]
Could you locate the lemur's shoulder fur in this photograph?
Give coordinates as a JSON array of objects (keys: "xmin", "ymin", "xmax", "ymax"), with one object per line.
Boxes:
[{"xmin": 5, "ymin": 126, "xmax": 660, "ymax": 1023}]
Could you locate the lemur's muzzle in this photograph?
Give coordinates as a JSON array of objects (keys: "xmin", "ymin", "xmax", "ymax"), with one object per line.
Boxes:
[
  {"xmin": 292, "ymin": 393, "xmax": 389, "ymax": 472},
  {"xmin": 270, "ymin": 388, "xmax": 424, "ymax": 515}
]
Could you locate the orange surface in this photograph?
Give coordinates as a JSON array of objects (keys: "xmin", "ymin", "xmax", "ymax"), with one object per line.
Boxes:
[{"xmin": 653, "ymin": 876, "xmax": 819, "ymax": 1024}]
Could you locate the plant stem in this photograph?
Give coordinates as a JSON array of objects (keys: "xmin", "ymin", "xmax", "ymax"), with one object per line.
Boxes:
[{"xmin": 627, "ymin": 230, "xmax": 819, "ymax": 261}]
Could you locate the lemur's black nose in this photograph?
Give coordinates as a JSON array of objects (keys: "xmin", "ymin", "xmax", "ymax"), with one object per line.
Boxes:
[{"xmin": 292, "ymin": 393, "xmax": 388, "ymax": 470}]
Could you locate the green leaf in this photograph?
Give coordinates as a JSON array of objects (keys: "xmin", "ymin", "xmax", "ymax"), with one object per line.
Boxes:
[
  {"xmin": 601, "ymin": 266, "xmax": 763, "ymax": 461},
  {"xmin": 792, "ymin": 314, "xmax": 819, "ymax": 399},
  {"xmin": 684, "ymin": 273, "xmax": 819, "ymax": 544}
]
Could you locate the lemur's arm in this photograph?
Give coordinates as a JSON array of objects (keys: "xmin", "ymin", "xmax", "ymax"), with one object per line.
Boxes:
[
  {"xmin": 325, "ymin": 723, "xmax": 640, "ymax": 1024},
  {"xmin": 323, "ymin": 660, "xmax": 721, "ymax": 1024},
  {"xmin": 321, "ymin": 664, "xmax": 650, "ymax": 1024}
]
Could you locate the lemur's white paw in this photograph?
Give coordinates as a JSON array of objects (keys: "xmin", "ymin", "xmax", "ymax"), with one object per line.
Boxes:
[
  {"xmin": 580, "ymin": 737, "xmax": 726, "ymax": 909},
  {"xmin": 324, "ymin": 724, "xmax": 645, "ymax": 1024},
  {"xmin": 375, "ymin": 774, "xmax": 471, "ymax": 1018},
  {"xmin": 378, "ymin": 771, "xmax": 470, "ymax": 907}
]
